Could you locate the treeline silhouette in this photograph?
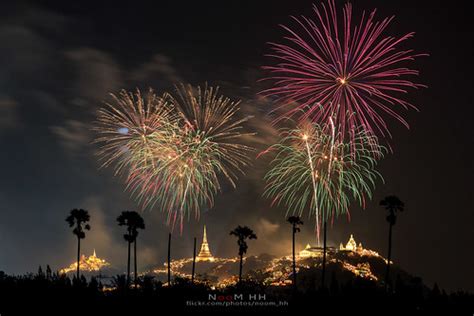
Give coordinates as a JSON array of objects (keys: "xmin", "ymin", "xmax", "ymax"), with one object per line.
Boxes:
[{"xmin": 0, "ymin": 267, "xmax": 472, "ymax": 313}]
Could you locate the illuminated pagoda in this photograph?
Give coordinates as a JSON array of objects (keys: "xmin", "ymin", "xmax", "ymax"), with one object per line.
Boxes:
[
  {"xmin": 60, "ymin": 249, "xmax": 110, "ymax": 274},
  {"xmin": 196, "ymin": 225, "xmax": 215, "ymax": 262},
  {"xmin": 338, "ymin": 234, "xmax": 382, "ymax": 258},
  {"xmin": 339, "ymin": 234, "xmax": 358, "ymax": 251}
]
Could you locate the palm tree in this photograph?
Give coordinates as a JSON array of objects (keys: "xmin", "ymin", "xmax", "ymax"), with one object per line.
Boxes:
[
  {"xmin": 65, "ymin": 209, "xmax": 90, "ymax": 281},
  {"xmin": 287, "ymin": 216, "xmax": 303, "ymax": 290},
  {"xmin": 380, "ymin": 195, "xmax": 405, "ymax": 291},
  {"xmin": 230, "ymin": 225, "xmax": 257, "ymax": 284},
  {"xmin": 117, "ymin": 211, "xmax": 145, "ymax": 288}
]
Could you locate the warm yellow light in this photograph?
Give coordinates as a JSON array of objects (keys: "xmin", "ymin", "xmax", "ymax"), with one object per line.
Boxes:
[
  {"xmin": 338, "ymin": 77, "xmax": 347, "ymax": 85},
  {"xmin": 60, "ymin": 250, "xmax": 110, "ymax": 274},
  {"xmin": 302, "ymin": 134, "xmax": 308, "ymax": 140}
]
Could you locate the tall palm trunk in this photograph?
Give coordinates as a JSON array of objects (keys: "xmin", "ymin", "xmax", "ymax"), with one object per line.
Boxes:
[
  {"xmin": 238, "ymin": 253, "xmax": 243, "ymax": 283},
  {"xmin": 191, "ymin": 237, "xmax": 196, "ymax": 283},
  {"xmin": 385, "ymin": 222, "xmax": 393, "ymax": 291},
  {"xmin": 167, "ymin": 233, "xmax": 171, "ymax": 285},
  {"xmin": 321, "ymin": 221, "xmax": 327, "ymax": 288},
  {"xmin": 127, "ymin": 240, "xmax": 131, "ymax": 287},
  {"xmin": 134, "ymin": 238, "xmax": 137, "ymax": 288},
  {"xmin": 76, "ymin": 236, "xmax": 81, "ymax": 281},
  {"xmin": 292, "ymin": 225, "xmax": 296, "ymax": 290}
]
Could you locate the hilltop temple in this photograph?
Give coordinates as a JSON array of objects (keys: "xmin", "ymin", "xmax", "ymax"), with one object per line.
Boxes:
[
  {"xmin": 299, "ymin": 234, "xmax": 380, "ymax": 258},
  {"xmin": 299, "ymin": 244, "xmax": 325, "ymax": 258},
  {"xmin": 196, "ymin": 226, "xmax": 215, "ymax": 262},
  {"xmin": 60, "ymin": 250, "xmax": 110, "ymax": 274},
  {"xmin": 150, "ymin": 231, "xmax": 384, "ymax": 287},
  {"xmin": 339, "ymin": 234, "xmax": 363, "ymax": 252}
]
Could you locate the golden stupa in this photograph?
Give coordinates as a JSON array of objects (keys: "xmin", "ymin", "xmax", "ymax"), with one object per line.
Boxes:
[{"xmin": 196, "ymin": 226, "xmax": 215, "ymax": 262}]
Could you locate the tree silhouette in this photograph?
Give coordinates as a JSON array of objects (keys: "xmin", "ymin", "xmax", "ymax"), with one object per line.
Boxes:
[
  {"xmin": 66, "ymin": 209, "xmax": 90, "ymax": 281},
  {"xmin": 191, "ymin": 237, "xmax": 197, "ymax": 283},
  {"xmin": 167, "ymin": 233, "xmax": 171, "ymax": 285},
  {"xmin": 287, "ymin": 216, "xmax": 303, "ymax": 290},
  {"xmin": 46, "ymin": 265, "xmax": 52, "ymax": 280},
  {"xmin": 380, "ymin": 195, "xmax": 405, "ymax": 291},
  {"xmin": 230, "ymin": 225, "xmax": 257, "ymax": 284},
  {"xmin": 321, "ymin": 220, "xmax": 328, "ymax": 288},
  {"xmin": 117, "ymin": 211, "xmax": 145, "ymax": 288}
]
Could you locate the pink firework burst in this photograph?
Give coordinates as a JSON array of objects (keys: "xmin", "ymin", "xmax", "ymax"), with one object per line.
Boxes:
[{"xmin": 261, "ymin": 0, "xmax": 427, "ymax": 143}]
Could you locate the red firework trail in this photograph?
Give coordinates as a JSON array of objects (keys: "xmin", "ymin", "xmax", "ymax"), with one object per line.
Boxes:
[{"xmin": 261, "ymin": 0, "xmax": 427, "ymax": 143}]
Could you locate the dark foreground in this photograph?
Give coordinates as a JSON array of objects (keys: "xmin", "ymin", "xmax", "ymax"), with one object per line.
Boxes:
[{"xmin": 0, "ymin": 271, "xmax": 473, "ymax": 315}]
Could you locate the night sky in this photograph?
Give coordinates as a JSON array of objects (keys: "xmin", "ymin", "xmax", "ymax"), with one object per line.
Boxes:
[{"xmin": 0, "ymin": 0, "xmax": 472, "ymax": 292}]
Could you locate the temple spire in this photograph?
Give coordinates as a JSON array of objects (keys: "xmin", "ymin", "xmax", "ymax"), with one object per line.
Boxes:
[
  {"xmin": 196, "ymin": 225, "xmax": 214, "ymax": 262},
  {"xmin": 203, "ymin": 225, "xmax": 208, "ymax": 244}
]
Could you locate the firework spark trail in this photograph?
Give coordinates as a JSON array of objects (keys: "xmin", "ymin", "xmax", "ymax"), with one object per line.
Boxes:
[
  {"xmin": 261, "ymin": 0, "xmax": 426, "ymax": 144},
  {"xmin": 263, "ymin": 119, "xmax": 384, "ymax": 242},
  {"xmin": 303, "ymin": 132, "xmax": 320, "ymax": 245},
  {"xmin": 94, "ymin": 84, "xmax": 253, "ymax": 232},
  {"xmin": 300, "ymin": 115, "xmax": 337, "ymax": 244}
]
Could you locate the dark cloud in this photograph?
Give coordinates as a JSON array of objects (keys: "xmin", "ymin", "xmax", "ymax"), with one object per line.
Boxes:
[
  {"xmin": 66, "ymin": 48, "xmax": 122, "ymax": 105},
  {"xmin": 50, "ymin": 119, "xmax": 92, "ymax": 154},
  {"xmin": 0, "ymin": 97, "xmax": 20, "ymax": 131},
  {"xmin": 132, "ymin": 54, "xmax": 181, "ymax": 84}
]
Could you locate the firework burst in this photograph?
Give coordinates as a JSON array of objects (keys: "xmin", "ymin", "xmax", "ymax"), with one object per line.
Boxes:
[
  {"xmin": 94, "ymin": 85, "xmax": 253, "ymax": 232},
  {"xmin": 94, "ymin": 88, "xmax": 177, "ymax": 175},
  {"xmin": 263, "ymin": 119, "xmax": 384, "ymax": 242},
  {"xmin": 262, "ymin": 0, "xmax": 426, "ymax": 143}
]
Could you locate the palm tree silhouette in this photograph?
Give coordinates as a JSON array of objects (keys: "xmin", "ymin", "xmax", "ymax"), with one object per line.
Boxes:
[
  {"xmin": 65, "ymin": 209, "xmax": 90, "ymax": 281},
  {"xmin": 380, "ymin": 195, "xmax": 405, "ymax": 291},
  {"xmin": 230, "ymin": 225, "xmax": 257, "ymax": 284},
  {"xmin": 287, "ymin": 216, "xmax": 303, "ymax": 290},
  {"xmin": 117, "ymin": 211, "xmax": 145, "ymax": 288}
]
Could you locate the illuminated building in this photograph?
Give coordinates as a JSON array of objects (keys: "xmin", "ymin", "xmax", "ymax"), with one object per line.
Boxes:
[
  {"xmin": 299, "ymin": 244, "xmax": 323, "ymax": 258},
  {"xmin": 60, "ymin": 249, "xmax": 110, "ymax": 274},
  {"xmin": 339, "ymin": 234, "xmax": 382, "ymax": 258},
  {"xmin": 299, "ymin": 234, "xmax": 363, "ymax": 258},
  {"xmin": 339, "ymin": 234, "xmax": 357, "ymax": 251},
  {"xmin": 196, "ymin": 225, "xmax": 215, "ymax": 262}
]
